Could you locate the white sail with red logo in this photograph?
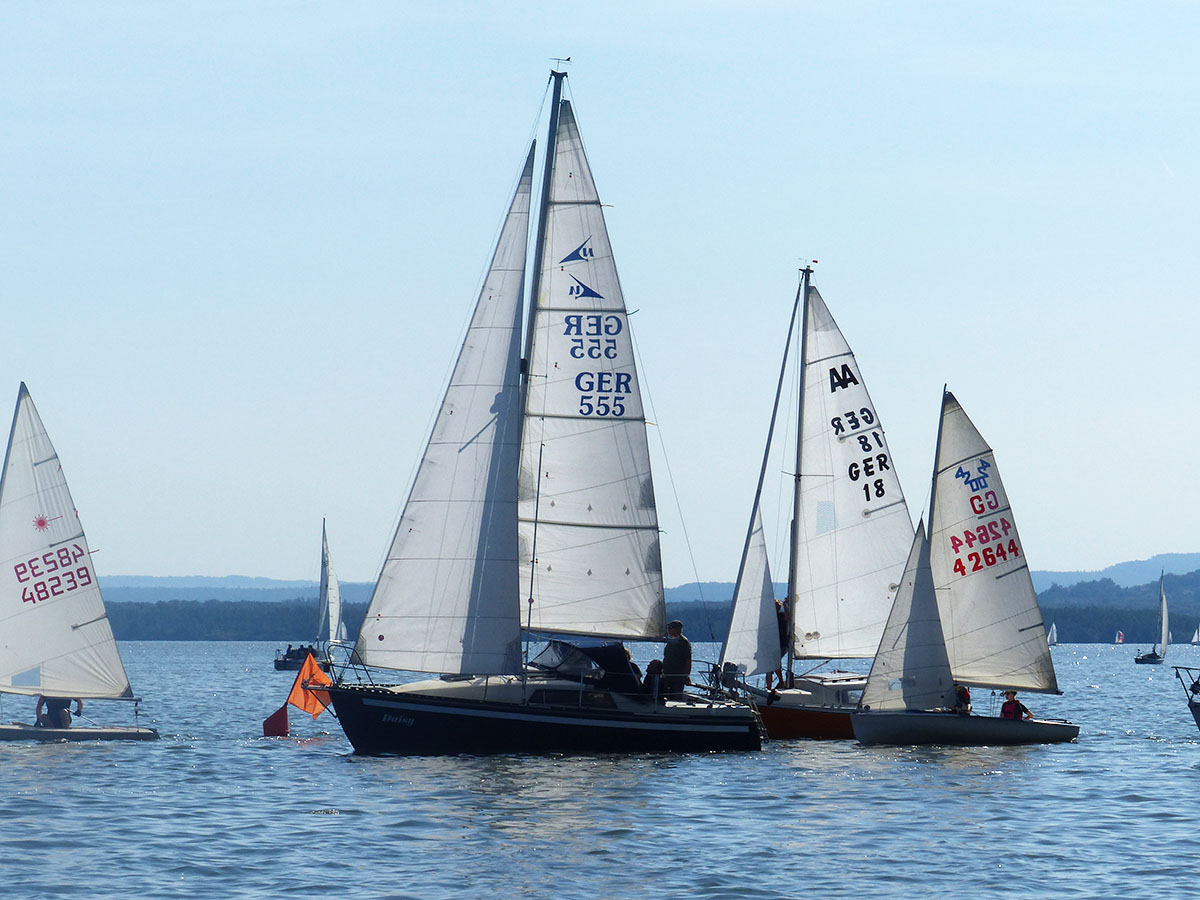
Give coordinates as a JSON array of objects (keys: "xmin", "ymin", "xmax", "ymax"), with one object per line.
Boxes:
[
  {"xmin": 927, "ymin": 391, "xmax": 1058, "ymax": 693},
  {"xmin": 0, "ymin": 384, "xmax": 133, "ymax": 699}
]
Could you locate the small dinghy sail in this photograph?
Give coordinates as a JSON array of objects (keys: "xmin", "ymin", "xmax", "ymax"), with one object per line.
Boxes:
[
  {"xmin": 275, "ymin": 520, "xmax": 345, "ymax": 672},
  {"xmin": 322, "ymin": 71, "xmax": 760, "ymax": 756},
  {"xmin": 1135, "ymin": 574, "xmax": 1168, "ymax": 664},
  {"xmin": 1190, "ymin": 627, "xmax": 1199, "ymax": 646},
  {"xmin": 0, "ymin": 384, "xmax": 157, "ymax": 742},
  {"xmin": 1047, "ymin": 622, "xmax": 1058, "ymax": 646},
  {"xmin": 851, "ymin": 390, "xmax": 1078, "ymax": 746},
  {"xmin": 719, "ymin": 266, "xmax": 913, "ymax": 739}
]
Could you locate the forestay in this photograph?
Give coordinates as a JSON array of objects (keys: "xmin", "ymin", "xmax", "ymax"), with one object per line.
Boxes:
[
  {"xmin": 519, "ymin": 101, "xmax": 665, "ymax": 639},
  {"xmin": 0, "ymin": 384, "xmax": 133, "ymax": 699},
  {"xmin": 927, "ymin": 392, "xmax": 1058, "ymax": 692},
  {"xmin": 860, "ymin": 523, "xmax": 956, "ymax": 712},
  {"xmin": 354, "ymin": 149, "xmax": 535, "ymax": 675},
  {"xmin": 792, "ymin": 287, "xmax": 913, "ymax": 659}
]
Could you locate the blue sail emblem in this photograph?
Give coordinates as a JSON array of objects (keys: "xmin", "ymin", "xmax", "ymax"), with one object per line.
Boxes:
[
  {"xmin": 567, "ymin": 274, "xmax": 604, "ymax": 299},
  {"xmin": 560, "ymin": 237, "xmax": 595, "ymax": 264}
]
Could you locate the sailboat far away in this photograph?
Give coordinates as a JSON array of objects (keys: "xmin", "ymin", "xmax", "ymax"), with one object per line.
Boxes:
[
  {"xmin": 319, "ymin": 71, "xmax": 760, "ymax": 755},
  {"xmin": 1134, "ymin": 574, "xmax": 1168, "ymax": 664},
  {"xmin": 274, "ymin": 519, "xmax": 345, "ymax": 672},
  {"xmin": 850, "ymin": 389, "xmax": 1079, "ymax": 745},
  {"xmin": 0, "ymin": 384, "xmax": 158, "ymax": 741},
  {"xmin": 718, "ymin": 265, "xmax": 914, "ymax": 739}
]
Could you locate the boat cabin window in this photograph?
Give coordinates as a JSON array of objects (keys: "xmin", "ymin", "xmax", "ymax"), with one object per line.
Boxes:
[{"xmin": 528, "ymin": 689, "xmax": 618, "ymax": 710}]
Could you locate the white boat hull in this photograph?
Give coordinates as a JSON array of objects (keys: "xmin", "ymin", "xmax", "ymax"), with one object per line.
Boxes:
[
  {"xmin": 851, "ymin": 710, "xmax": 1079, "ymax": 746},
  {"xmin": 0, "ymin": 723, "xmax": 159, "ymax": 742}
]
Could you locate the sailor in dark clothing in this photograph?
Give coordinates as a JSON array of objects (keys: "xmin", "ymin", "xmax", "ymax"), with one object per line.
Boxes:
[
  {"xmin": 662, "ymin": 620, "xmax": 692, "ymax": 700},
  {"xmin": 1000, "ymin": 690, "xmax": 1032, "ymax": 720},
  {"xmin": 643, "ymin": 659, "xmax": 666, "ymax": 702},
  {"xmin": 36, "ymin": 696, "xmax": 82, "ymax": 728}
]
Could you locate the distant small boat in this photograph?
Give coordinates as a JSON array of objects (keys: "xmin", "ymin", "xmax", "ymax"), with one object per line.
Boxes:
[
  {"xmin": 274, "ymin": 520, "xmax": 344, "ymax": 672},
  {"xmin": 1115, "ymin": 630, "xmax": 1125, "ymax": 644},
  {"xmin": 1135, "ymin": 574, "xmax": 1168, "ymax": 665},
  {"xmin": 1047, "ymin": 623, "xmax": 1057, "ymax": 647},
  {"xmin": 1190, "ymin": 627, "xmax": 1200, "ymax": 646}
]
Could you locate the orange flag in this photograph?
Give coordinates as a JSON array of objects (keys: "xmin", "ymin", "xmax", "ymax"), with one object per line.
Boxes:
[
  {"xmin": 287, "ymin": 652, "xmax": 334, "ymax": 719},
  {"xmin": 263, "ymin": 703, "xmax": 289, "ymax": 737}
]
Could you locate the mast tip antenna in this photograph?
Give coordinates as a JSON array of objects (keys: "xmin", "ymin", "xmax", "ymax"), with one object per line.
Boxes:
[{"xmin": 550, "ymin": 56, "xmax": 572, "ymax": 66}]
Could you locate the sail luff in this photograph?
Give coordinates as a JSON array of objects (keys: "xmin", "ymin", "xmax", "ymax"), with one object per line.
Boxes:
[
  {"xmin": 0, "ymin": 384, "xmax": 133, "ymax": 699},
  {"xmin": 352, "ymin": 147, "xmax": 536, "ymax": 675},
  {"xmin": 517, "ymin": 98, "xmax": 665, "ymax": 639}
]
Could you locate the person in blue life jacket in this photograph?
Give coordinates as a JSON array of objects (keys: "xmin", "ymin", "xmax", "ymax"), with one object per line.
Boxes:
[{"xmin": 1000, "ymin": 690, "xmax": 1032, "ymax": 721}]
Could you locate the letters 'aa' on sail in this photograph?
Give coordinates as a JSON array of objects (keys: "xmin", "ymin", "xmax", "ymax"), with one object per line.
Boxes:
[
  {"xmin": 0, "ymin": 384, "xmax": 133, "ymax": 699},
  {"xmin": 927, "ymin": 392, "xmax": 1058, "ymax": 693}
]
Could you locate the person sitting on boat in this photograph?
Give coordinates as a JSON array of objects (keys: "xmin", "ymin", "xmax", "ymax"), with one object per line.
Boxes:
[
  {"xmin": 643, "ymin": 658, "xmax": 666, "ymax": 702},
  {"xmin": 35, "ymin": 696, "xmax": 82, "ymax": 728},
  {"xmin": 663, "ymin": 620, "xmax": 692, "ymax": 700},
  {"xmin": 952, "ymin": 683, "xmax": 972, "ymax": 715},
  {"xmin": 1000, "ymin": 690, "xmax": 1032, "ymax": 721}
]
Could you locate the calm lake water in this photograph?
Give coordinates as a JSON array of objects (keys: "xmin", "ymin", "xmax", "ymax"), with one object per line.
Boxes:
[{"xmin": 2, "ymin": 640, "xmax": 1197, "ymax": 900}]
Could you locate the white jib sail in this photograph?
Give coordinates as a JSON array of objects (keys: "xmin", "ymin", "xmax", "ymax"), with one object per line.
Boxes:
[
  {"xmin": 927, "ymin": 391, "xmax": 1058, "ymax": 692},
  {"xmin": 792, "ymin": 287, "xmax": 914, "ymax": 659},
  {"xmin": 354, "ymin": 148, "xmax": 535, "ymax": 675},
  {"xmin": 519, "ymin": 100, "xmax": 665, "ymax": 638},
  {"xmin": 860, "ymin": 522, "xmax": 957, "ymax": 712},
  {"xmin": 317, "ymin": 520, "xmax": 345, "ymax": 643},
  {"xmin": 721, "ymin": 503, "xmax": 781, "ymax": 677},
  {"xmin": 0, "ymin": 384, "xmax": 133, "ymax": 699},
  {"xmin": 1157, "ymin": 576, "xmax": 1168, "ymax": 656}
]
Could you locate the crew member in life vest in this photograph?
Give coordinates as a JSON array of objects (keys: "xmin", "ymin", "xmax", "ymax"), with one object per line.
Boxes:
[
  {"xmin": 1000, "ymin": 690, "xmax": 1032, "ymax": 721},
  {"xmin": 952, "ymin": 683, "xmax": 972, "ymax": 715}
]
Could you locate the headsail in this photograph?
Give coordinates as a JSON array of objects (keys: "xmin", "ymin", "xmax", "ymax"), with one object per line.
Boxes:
[
  {"xmin": 353, "ymin": 148, "xmax": 535, "ymax": 675},
  {"xmin": 791, "ymin": 286, "xmax": 913, "ymax": 659},
  {"xmin": 721, "ymin": 504, "xmax": 781, "ymax": 677},
  {"xmin": 0, "ymin": 384, "xmax": 133, "ymax": 699},
  {"xmin": 519, "ymin": 100, "xmax": 665, "ymax": 638},
  {"xmin": 317, "ymin": 519, "xmax": 345, "ymax": 643},
  {"xmin": 927, "ymin": 391, "xmax": 1058, "ymax": 692},
  {"xmin": 860, "ymin": 522, "xmax": 956, "ymax": 712}
]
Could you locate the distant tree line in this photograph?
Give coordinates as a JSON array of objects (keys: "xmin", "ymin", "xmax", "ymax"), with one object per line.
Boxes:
[{"xmin": 108, "ymin": 598, "xmax": 369, "ymax": 641}]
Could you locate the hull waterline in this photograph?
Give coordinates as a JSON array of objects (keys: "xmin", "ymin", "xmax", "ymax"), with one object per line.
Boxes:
[
  {"xmin": 327, "ymin": 682, "xmax": 761, "ymax": 756},
  {"xmin": 851, "ymin": 710, "xmax": 1079, "ymax": 746}
]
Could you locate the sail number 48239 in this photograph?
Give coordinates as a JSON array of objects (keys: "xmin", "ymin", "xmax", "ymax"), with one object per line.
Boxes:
[{"xmin": 13, "ymin": 544, "xmax": 94, "ymax": 604}]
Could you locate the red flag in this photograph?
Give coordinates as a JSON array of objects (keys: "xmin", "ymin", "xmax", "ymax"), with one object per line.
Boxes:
[
  {"xmin": 263, "ymin": 704, "xmax": 289, "ymax": 737},
  {"xmin": 287, "ymin": 652, "xmax": 334, "ymax": 719}
]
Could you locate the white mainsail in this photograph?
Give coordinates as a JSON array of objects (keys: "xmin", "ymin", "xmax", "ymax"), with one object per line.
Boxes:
[
  {"xmin": 1155, "ymin": 575, "xmax": 1168, "ymax": 657},
  {"xmin": 519, "ymin": 100, "xmax": 665, "ymax": 638},
  {"xmin": 860, "ymin": 523, "xmax": 957, "ymax": 712},
  {"xmin": 791, "ymin": 286, "xmax": 914, "ymax": 659},
  {"xmin": 1047, "ymin": 622, "xmax": 1057, "ymax": 646},
  {"xmin": 0, "ymin": 384, "xmax": 133, "ymax": 699},
  {"xmin": 927, "ymin": 391, "xmax": 1058, "ymax": 693},
  {"xmin": 353, "ymin": 149, "xmax": 535, "ymax": 675},
  {"xmin": 317, "ymin": 520, "xmax": 345, "ymax": 644}
]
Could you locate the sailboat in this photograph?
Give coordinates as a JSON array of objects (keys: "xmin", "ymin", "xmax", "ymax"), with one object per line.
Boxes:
[
  {"xmin": 1115, "ymin": 630, "xmax": 1125, "ymax": 644},
  {"xmin": 0, "ymin": 384, "xmax": 158, "ymax": 742},
  {"xmin": 1134, "ymin": 574, "xmax": 1168, "ymax": 664},
  {"xmin": 274, "ymin": 520, "xmax": 345, "ymax": 672},
  {"xmin": 321, "ymin": 71, "xmax": 760, "ymax": 755},
  {"xmin": 1047, "ymin": 622, "xmax": 1057, "ymax": 646},
  {"xmin": 718, "ymin": 266, "xmax": 914, "ymax": 739},
  {"xmin": 1190, "ymin": 626, "xmax": 1199, "ymax": 646},
  {"xmin": 851, "ymin": 390, "xmax": 1079, "ymax": 745}
]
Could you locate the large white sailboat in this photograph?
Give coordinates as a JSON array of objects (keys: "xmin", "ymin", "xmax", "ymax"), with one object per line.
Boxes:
[
  {"xmin": 322, "ymin": 72, "xmax": 760, "ymax": 755},
  {"xmin": 0, "ymin": 384, "xmax": 157, "ymax": 741},
  {"xmin": 851, "ymin": 390, "xmax": 1078, "ymax": 745},
  {"xmin": 1135, "ymin": 574, "xmax": 1168, "ymax": 664},
  {"xmin": 719, "ymin": 266, "xmax": 914, "ymax": 739}
]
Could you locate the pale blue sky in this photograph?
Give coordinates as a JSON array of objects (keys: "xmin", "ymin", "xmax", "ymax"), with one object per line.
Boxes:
[{"xmin": 1, "ymin": 3, "xmax": 1196, "ymax": 583}]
